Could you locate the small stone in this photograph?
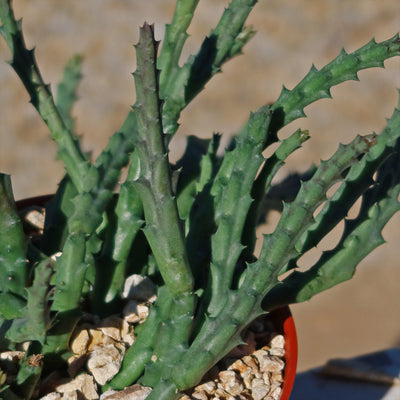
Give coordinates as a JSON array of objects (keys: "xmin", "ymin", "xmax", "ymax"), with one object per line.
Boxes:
[
  {"xmin": 268, "ymin": 386, "xmax": 282, "ymax": 400},
  {"xmin": 87, "ymin": 345, "xmax": 124, "ymax": 385},
  {"xmin": 100, "ymin": 316, "xmax": 123, "ymax": 342},
  {"xmin": 70, "ymin": 329, "xmax": 90, "ymax": 355},
  {"xmin": 22, "ymin": 341, "xmax": 31, "ymax": 351},
  {"xmin": 218, "ymin": 370, "xmax": 244, "ymax": 396},
  {"xmin": 270, "ymin": 371, "xmax": 283, "ymax": 384},
  {"xmin": 267, "ymin": 347, "xmax": 285, "ymax": 357},
  {"xmin": 39, "ymin": 393, "xmax": 62, "ymax": 400},
  {"xmin": 253, "ymin": 351, "xmax": 284, "ymax": 373},
  {"xmin": 121, "ymin": 319, "xmax": 136, "ymax": 346},
  {"xmin": 251, "ymin": 378, "xmax": 269, "ymax": 400},
  {"xmin": 62, "ymin": 391, "xmax": 79, "ymax": 400},
  {"xmin": 122, "ymin": 275, "xmax": 157, "ymax": 303},
  {"xmin": 215, "ymin": 387, "xmax": 233, "ymax": 399},
  {"xmin": 269, "ymin": 380, "xmax": 282, "ymax": 392},
  {"xmin": 0, "ymin": 350, "xmax": 24, "ymax": 362},
  {"xmin": 123, "ymin": 301, "xmax": 149, "ymax": 324},
  {"xmin": 88, "ymin": 329, "xmax": 107, "ymax": 351},
  {"xmin": 23, "ymin": 207, "xmax": 45, "ymax": 230},
  {"xmin": 100, "ymin": 390, "xmax": 117, "ymax": 400},
  {"xmin": 195, "ymin": 380, "xmax": 216, "ymax": 395},
  {"xmin": 263, "ymin": 372, "xmax": 271, "ymax": 386},
  {"xmin": 228, "ymin": 359, "xmax": 251, "ymax": 375},
  {"xmin": 267, "ymin": 334, "xmax": 285, "ymax": 357},
  {"xmin": 270, "ymin": 335, "xmax": 285, "ymax": 349},
  {"xmin": 242, "ymin": 355, "xmax": 262, "ymax": 379},
  {"xmin": 192, "ymin": 391, "xmax": 208, "ymax": 400},
  {"xmin": 51, "ymin": 251, "xmax": 63, "ymax": 261},
  {"xmin": 56, "ymin": 373, "xmax": 98, "ymax": 399},
  {"xmin": 100, "ymin": 384, "xmax": 152, "ymax": 400}
]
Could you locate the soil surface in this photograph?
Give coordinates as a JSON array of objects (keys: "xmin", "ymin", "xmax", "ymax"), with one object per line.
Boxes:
[{"xmin": 0, "ymin": 0, "xmax": 399, "ymax": 372}]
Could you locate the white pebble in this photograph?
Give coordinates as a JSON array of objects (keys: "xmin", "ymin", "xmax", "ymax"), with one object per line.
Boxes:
[
  {"xmin": 122, "ymin": 275, "xmax": 157, "ymax": 302},
  {"xmin": 100, "ymin": 384, "xmax": 152, "ymax": 400},
  {"xmin": 251, "ymin": 378, "xmax": 270, "ymax": 400},
  {"xmin": 268, "ymin": 386, "xmax": 282, "ymax": 400},
  {"xmin": 218, "ymin": 370, "xmax": 244, "ymax": 395},
  {"xmin": 270, "ymin": 334, "xmax": 285, "ymax": 349},
  {"xmin": 56, "ymin": 373, "xmax": 99, "ymax": 399},
  {"xmin": 39, "ymin": 393, "xmax": 62, "ymax": 400},
  {"xmin": 253, "ymin": 351, "xmax": 285, "ymax": 373},
  {"xmin": 88, "ymin": 345, "xmax": 124, "ymax": 385},
  {"xmin": 123, "ymin": 300, "xmax": 149, "ymax": 324},
  {"xmin": 70, "ymin": 329, "xmax": 90, "ymax": 355}
]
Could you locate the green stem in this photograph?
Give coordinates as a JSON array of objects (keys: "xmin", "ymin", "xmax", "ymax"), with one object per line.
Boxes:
[
  {"xmin": 161, "ymin": 0, "xmax": 256, "ymax": 135},
  {"xmin": 56, "ymin": 54, "xmax": 83, "ymax": 132},
  {"xmin": 241, "ymin": 129, "xmax": 310, "ymax": 260},
  {"xmin": 139, "ymin": 291, "xmax": 195, "ymax": 388},
  {"xmin": 172, "ymin": 134, "xmax": 377, "ymax": 390},
  {"xmin": 97, "ymin": 114, "xmax": 145, "ymax": 305},
  {"xmin": 13, "ymin": 342, "xmax": 43, "ymax": 400},
  {"xmin": 0, "ymin": 174, "xmax": 27, "ymax": 300},
  {"xmin": 44, "ymin": 233, "xmax": 87, "ymax": 355},
  {"xmin": 264, "ymin": 143, "xmax": 400, "ymax": 307},
  {"xmin": 171, "ymin": 290, "xmax": 256, "ymax": 390},
  {"xmin": 5, "ymin": 259, "xmax": 54, "ymax": 345},
  {"xmin": 41, "ymin": 177, "xmax": 76, "ymax": 255},
  {"xmin": 271, "ymin": 34, "xmax": 400, "ymax": 131},
  {"xmin": 295, "ymin": 96, "xmax": 400, "ymax": 255},
  {"xmin": 158, "ymin": 0, "xmax": 200, "ymax": 99},
  {"xmin": 206, "ymin": 106, "xmax": 272, "ymax": 317},
  {"xmin": 241, "ymin": 134, "xmax": 377, "ymax": 297},
  {"xmin": 131, "ymin": 23, "xmax": 193, "ymax": 295},
  {"xmin": 92, "ymin": 182, "xmax": 143, "ymax": 314},
  {"xmin": 105, "ymin": 286, "xmax": 173, "ymax": 390}
]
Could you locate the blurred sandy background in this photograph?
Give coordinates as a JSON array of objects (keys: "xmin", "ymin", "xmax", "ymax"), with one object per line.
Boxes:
[{"xmin": 0, "ymin": 0, "xmax": 399, "ymax": 372}]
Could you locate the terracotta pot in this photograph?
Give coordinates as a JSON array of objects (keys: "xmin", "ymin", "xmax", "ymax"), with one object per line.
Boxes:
[{"xmin": 16, "ymin": 195, "xmax": 297, "ymax": 399}]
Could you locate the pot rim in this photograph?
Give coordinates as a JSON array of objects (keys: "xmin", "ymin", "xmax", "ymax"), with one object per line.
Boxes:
[{"xmin": 267, "ymin": 307, "xmax": 298, "ymax": 400}]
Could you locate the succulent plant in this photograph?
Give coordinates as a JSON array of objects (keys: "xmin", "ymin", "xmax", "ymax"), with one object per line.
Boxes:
[{"xmin": 0, "ymin": 0, "xmax": 399, "ymax": 399}]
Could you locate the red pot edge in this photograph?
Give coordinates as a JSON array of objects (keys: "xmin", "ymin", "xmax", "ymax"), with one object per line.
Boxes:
[
  {"xmin": 16, "ymin": 195, "xmax": 298, "ymax": 398},
  {"xmin": 268, "ymin": 307, "xmax": 298, "ymax": 400}
]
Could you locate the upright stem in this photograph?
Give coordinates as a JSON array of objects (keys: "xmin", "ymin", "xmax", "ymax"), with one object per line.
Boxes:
[
  {"xmin": 158, "ymin": 0, "xmax": 200, "ymax": 98},
  {"xmin": 132, "ymin": 23, "xmax": 193, "ymax": 294},
  {"xmin": 0, "ymin": 174, "xmax": 27, "ymax": 300}
]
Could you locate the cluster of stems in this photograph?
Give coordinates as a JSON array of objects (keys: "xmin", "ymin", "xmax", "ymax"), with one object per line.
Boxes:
[{"xmin": 0, "ymin": 0, "xmax": 399, "ymax": 399}]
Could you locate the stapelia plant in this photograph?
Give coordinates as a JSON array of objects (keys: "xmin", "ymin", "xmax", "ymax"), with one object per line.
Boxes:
[{"xmin": 0, "ymin": 0, "xmax": 399, "ymax": 398}]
